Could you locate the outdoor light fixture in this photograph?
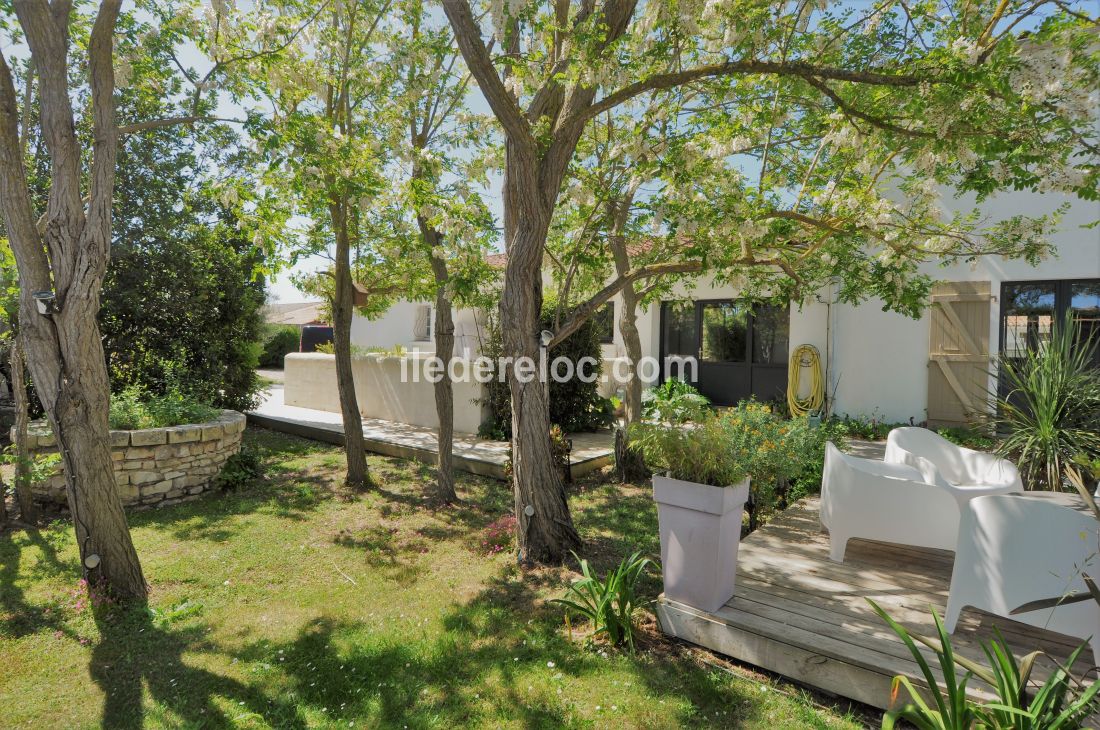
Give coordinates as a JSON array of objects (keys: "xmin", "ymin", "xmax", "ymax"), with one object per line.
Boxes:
[
  {"xmin": 32, "ymin": 290, "xmax": 57, "ymax": 316},
  {"xmin": 539, "ymin": 329, "xmax": 553, "ymax": 347},
  {"xmin": 84, "ymin": 553, "xmax": 101, "ymax": 570}
]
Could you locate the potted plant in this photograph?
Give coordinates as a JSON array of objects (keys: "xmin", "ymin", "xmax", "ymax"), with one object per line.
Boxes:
[{"xmin": 630, "ymin": 413, "xmax": 752, "ymax": 612}]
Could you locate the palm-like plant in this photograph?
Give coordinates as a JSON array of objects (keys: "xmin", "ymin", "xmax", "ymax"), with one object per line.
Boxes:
[
  {"xmin": 552, "ymin": 551, "xmax": 653, "ymax": 652},
  {"xmin": 871, "ymin": 600, "xmax": 1100, "ymax": 729},
  {"xmin": 994, "ymin": 312, "xmax": 1100, "ymax": 490}
]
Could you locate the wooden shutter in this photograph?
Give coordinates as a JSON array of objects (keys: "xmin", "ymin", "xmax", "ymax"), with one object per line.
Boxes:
[{"xmin": 927, "ymin": 282, "xmax": 992, "ymax": 427}]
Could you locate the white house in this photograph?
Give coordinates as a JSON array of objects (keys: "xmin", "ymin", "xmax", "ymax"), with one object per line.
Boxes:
[{"xmin": 301, "ymin": 186, "xmax": 1098, "ymax": 432}]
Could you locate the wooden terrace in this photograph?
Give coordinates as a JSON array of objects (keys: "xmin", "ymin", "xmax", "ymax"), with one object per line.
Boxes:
[{"xmin": 656, "ymin": 497, "xmax": 1095, "ymax": 711}]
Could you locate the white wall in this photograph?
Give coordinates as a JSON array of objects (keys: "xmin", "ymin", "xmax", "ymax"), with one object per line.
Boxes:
[
  {"xmin": 350, "ymin": 300, "xmax": 487, "ymax": 356},
  {"xmin": 613, "ymin": 189, "xmax": 1098, "ymax": 423},
  {"xmin": 799, "ymin": 188, "xmax": 1100, "ymax": 423}
]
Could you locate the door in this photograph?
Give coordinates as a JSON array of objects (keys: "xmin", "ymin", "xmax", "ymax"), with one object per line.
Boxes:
[
  {"xmin": 660, "ymin": 300, "xmax": 790, "ymax": 406},
  {"xmin": 927, "ymin": 281, "xmax": 992, "ymax": 426}
]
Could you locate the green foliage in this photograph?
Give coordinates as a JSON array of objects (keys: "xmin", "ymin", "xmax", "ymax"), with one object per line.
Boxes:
[
  {"xmin": 108, "ymin": 386, "xmax": 220, "ymax": 431},
  {"xmin": 786, "ymin": 418, "xmax": 851, "ymax": 504},
  {"xmin": 259, "ymin": 325, "xmax": 300, "ymax": 368},
  {"xmin": 935, "ymin": 426, "xmax": 996, "ymax": 452},
  {"xmin": 872, "ymin": 600, "xmax": 1100, "ymax": 729},
  {"xmin": 477, "ymin": 304, "xmax": 614, "ymax": 439},
  {"xmin": 831, "ymin": 412, "xmax": 911, "ymax": 441},
  {"xmin": 994, "ymin": 313, "xmax": 1100, "ymax": 490},
  {"xmin": 215, "ymin": 446, "xmax": 265, "ymax": 491},
  {"xmin": 544, "ymin": 301, "xmax": 615, "ymax": 434},
  {"xmin": 551, "ymin": 551, "xmax": 653, "ymax": 652},
  {"xmin": 641, "ymin": 380, "xmax": 711, "ymax": 423}
]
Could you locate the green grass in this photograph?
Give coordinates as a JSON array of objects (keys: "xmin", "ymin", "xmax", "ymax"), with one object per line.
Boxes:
[{"xmin": 0, "ymin": 428, "xmax": 864, "ymax": 729}]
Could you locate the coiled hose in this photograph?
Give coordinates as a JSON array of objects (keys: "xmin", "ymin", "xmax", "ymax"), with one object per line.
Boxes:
[{"xmin": 787, "ymin": 344, "xmax": 824, "ymax": 417}]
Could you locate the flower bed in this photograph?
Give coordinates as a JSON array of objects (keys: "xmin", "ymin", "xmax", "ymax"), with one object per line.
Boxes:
[{"xmin": 14, "ymin": 410, "xmax": 246, "ymax": 510}]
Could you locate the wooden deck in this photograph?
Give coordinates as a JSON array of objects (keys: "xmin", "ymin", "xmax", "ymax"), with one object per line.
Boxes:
[{"xmin": 657, "ymin": 497, "xmax": 1095, "ymax": 711}]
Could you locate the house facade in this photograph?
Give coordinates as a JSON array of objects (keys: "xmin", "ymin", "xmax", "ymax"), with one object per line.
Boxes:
[{"xmin": 345, "ymin": 186, "xmax": 1099, "ymax": 429}]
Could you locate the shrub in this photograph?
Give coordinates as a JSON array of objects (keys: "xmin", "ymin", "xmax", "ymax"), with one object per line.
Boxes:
[
  {"xmin": 640, "ymin": 379, "xmax": 710, "ymax": 423},
  {"xmin": 108, "ymin": 385, "xmax": 220, "ymax": 430},
  {"xmin": 477, "ymin": 302, "xmax": 614, "ymax": 439},
  {"xmin": 935, "ymin": 425, "xmax": 995, "ymax": 451},
  {"xmin": 215, "ymin": 446, "xmax": 264, "ymax": 491},
  {"xmin": 872, "ymin": 600, "xmax": 1100, "ymax": 729},
  {"xmin": 552, "ymin": 551, "xmax": 653, "ymax": 652},
  {"xmin": 994, "ymin": 312, "xmax": 1100, "ymax": 490},
  {"xmin": 631, "ymin": 402, "xmax": 819, "ymax": 527},
  {"xmin": 258, "ymin": 325, "xmax": 300, "ymax": 368}
]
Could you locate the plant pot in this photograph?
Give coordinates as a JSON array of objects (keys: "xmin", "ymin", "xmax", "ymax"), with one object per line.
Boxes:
[{"xmin": 652, "ymin": 474, "xmax": 750, "ymax": 613}]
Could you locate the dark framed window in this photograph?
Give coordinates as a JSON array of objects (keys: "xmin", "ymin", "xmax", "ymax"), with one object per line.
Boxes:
[
  {"xmin": 1000, "ymin": 278, "xmax": 1100, "ymax": 368},
  {"xmin": 594, "ymin": 302, "xmax": 615, "ymax": 344}
]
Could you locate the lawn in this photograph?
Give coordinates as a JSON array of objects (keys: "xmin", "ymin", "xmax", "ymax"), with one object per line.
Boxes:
[{"xmin": 0, "ymin": 428, "xmax": 865, "ymax": 729}]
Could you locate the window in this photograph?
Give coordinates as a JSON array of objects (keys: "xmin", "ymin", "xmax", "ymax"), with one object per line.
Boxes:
[
  {"xmin": 413, "ymin": 304, "xmax": 432, "ymax": 341},
  {"xmin": 594, "ymin": 303, "xmax": 615, "ymax": 344},
  {"xmin": 700, "ymin": 301, "xmax": 750, "ymax": 362},
  {"xmin": 1000, "ymin": 279, "xmax": 1100, "ymax": 367},
  {"xmin": 752, "ymin": 304, "xmax": 790, "ymax": 365}
]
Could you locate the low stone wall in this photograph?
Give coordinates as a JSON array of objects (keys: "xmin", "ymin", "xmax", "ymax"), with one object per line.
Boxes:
[{"xmin": 16, "ymin": 410, "xmax": 246, "ymax": 510}]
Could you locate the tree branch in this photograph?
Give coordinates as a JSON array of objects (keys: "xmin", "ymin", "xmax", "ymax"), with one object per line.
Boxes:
[
  {"xmin": 575, "ymin": 59, "xmax": 929, "ymax": 127},
  {"xmin": 548, "ymin": 261, "xmax": 703, "ymax": 347},
  {"xmin": 801, "ymin": 76, "xmax": 935, "ymax": 138},
  {"xmin": 442, "ymin": 0, "xmax": 536, "ymax": 151}
]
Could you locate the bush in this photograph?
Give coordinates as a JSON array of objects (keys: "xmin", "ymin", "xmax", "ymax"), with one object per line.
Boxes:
[
  {"xmin": 995, "ymin": 312, "xmax": 1100, "ymax": 490},
  {"xmin": 215, "ymin": 446, "xmax": 264, "ymax": 490},
  {"xmin": 477, "ymin": 302, "xmax": 614, "ymax": 439},
  {"xmin": 872, "ymin": 600, "xmax": 1100, "ymax": 729},
  {"xmin": 108, "ymin": 385, "xmax": 220, "ymax": 430},
  {"xmin": 640, "ymin": 379, "xmax": 710, "ymax": 423},
  {"xmin": 102, "ymin": 198, "xmax": 267, "ymax": 411},
  {"xmin": 631, "ymin": 401, "xmax": 820, "ymax": 527},
  {"xmin": 259, "ymin": 325, "xmax": 300, "ymax": 368},
  {"xmin": 551, "ymin": 551, "xmax": 653, "ymax": 652}
]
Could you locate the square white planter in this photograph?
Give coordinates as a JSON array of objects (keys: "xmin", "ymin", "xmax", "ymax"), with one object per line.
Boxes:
[{"xmin": 653, "ymin": 474, "xmax": 750, "ymax": 613}]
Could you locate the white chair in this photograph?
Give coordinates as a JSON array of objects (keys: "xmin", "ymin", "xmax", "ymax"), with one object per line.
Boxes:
[
  {"xmin": 884, "ymin": 427, "xmax": 1023, "ymax": 496},
  {"xmin": 821, "ymin": 442, "xmax": 961, "ymax": 562},
  {"xmin": 945, "ymin": 493, "xmax": 1100, "ymax": 664}
]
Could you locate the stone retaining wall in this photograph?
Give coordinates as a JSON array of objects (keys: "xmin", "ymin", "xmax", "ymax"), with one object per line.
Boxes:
[{"xmin": 15, "ymin": 410, "xmax": 246, "ymax": 510}]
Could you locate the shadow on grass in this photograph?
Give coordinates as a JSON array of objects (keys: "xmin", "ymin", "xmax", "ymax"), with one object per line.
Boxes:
[
  {"xmin": 89, "ymin": 601, "xmax": 307, "ymax": 730},
  {"xmin": 0, "ymin": 527, "xmax": 77, "ymax": 638},
  {"xmin": 222, "ymin": 566, "xmax": 780, "ymax": 728}
]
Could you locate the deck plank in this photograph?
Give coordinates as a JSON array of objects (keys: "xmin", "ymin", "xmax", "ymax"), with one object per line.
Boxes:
[{"xmin": 657, "ymin": 497, "xmax": 1096, "ymax": 711}]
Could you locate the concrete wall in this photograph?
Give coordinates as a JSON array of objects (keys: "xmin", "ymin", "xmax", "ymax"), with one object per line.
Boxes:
[
  {"xmin": 21, "ymin": 411, "xmax": 246, "ymax": 510},
  {"xmin": 283, "ymin": 352, "xmax": 490, "ymax": 433}
]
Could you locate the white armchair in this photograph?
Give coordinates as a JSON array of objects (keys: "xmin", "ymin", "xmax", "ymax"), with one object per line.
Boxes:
[
  {"xmin": 821, "ymin": 442, "xmax": 961, "ymax": 562},
  {"xmin": 945, "ymin": 493, "xmax": 1100, "ymax": 664},
  {"xmin": 884, "ymin": 427, "xmax": 1023, "ymax": 497}
]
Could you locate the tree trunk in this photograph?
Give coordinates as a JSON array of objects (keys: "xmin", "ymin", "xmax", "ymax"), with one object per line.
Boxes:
[
  {"xmin": 432, "ymin": 285, "xmax": 457, "ymax": 503},
  {"xmin": 503, "ymin": 219, "xmax": 581, "ymax": 563},
  {"xmin": 618, "ymin": 286, "xmax": 644, "ymax": 426},
  {"xmin": 0, "ymin": 1, "xmax": 145, "ymax": 599},
  {"xmin": 329, "ymin": 199, "xmax": 370, "ymax": 490},
  {"xmin": 10, "ymin": 339, "xmax": 36, "ymax": 522}
]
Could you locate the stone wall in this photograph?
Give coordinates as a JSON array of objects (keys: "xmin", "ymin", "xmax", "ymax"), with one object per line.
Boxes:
[{"xmin": 16, "ymin": 410, "xmax": 246, "ymax": 510}]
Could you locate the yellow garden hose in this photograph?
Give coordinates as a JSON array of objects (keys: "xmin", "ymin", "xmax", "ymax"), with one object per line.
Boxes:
[{"xmin": 787, "ymin": 344, "xmax": 824, "ymax": 417}]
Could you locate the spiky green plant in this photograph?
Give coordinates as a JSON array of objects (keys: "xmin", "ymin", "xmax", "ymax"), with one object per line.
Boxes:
[
  {"xmin": 551, "ymin": 551, "xmax": 653, "ymax": 652},
  {"xmin": 871, "ymin": 600, "xmax": 1100, "ymax": 730},
  {"xmin": 994, "ymin": 312, "xmax": 1100, "ymax": 490}
]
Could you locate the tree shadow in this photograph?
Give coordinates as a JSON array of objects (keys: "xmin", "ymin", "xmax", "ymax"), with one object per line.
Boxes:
[
  {"xmin": 89, "ymin": 600, "xmax": 307, "ymax": 730},
  {"xmin": 0, "ymin": 527, "xmax": 77, "ymax": 638}
]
